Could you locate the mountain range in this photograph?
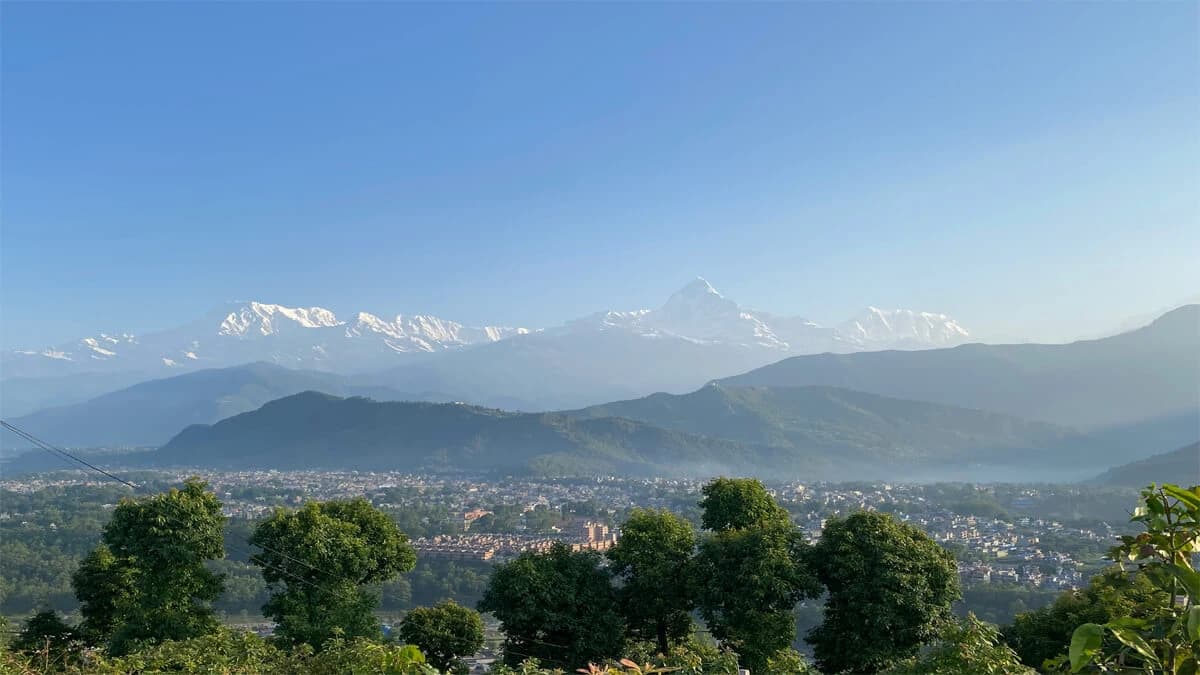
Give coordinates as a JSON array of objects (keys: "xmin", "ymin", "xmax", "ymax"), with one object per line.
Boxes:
[
  {"xmin": 5, "ymin": 304, "xmax": 1196, "ymax": 469},
  {"xmin": 1, "ymin": 279, "xmax": 970, "ymax": 414},
  {"xmin": 718, "ymin": 304, "xmax": 1200, "ymax": 430},
  {"xmin": 150, "ymin": 386, "xmax": 1101, "ymax": 479},
  {"xmin": 6, "ymin": 363, "xmax": 447, "ymax": 448}
]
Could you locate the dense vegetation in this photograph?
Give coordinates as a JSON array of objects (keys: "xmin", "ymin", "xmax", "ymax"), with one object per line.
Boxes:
[{"xmin": 5, "ymin": 478, "xmax": 1198, "ymax": 674}]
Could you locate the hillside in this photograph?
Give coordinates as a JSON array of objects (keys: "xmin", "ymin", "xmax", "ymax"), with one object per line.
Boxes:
[
  {"xmin": 152, "ymin": 391, "xmax": 780, "ymax": 477},
  {"xmin": 152, "ymin": 385, "xmax": 1112, "ymax": 480},
  {"xmin": 1095, "ymin": 442, "xmax": 1200, "ymax": 487},
  {"xmin": 569, "ymin": 384, "xmax": 1096, "ymax": 469},
  {"xmin": 7, "ymin": 363, "xmax": 440, "ymax": 448},
  {"xmin": 718, "ymin": 305, "xmax": 1200, "ymax": 430}
]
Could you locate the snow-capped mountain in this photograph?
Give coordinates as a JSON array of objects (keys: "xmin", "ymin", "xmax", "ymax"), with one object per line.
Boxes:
[
  {"xmin": 351, "ymin": 279, "xmax": 974, "ymax": 411},
  {"xmin": 2, "ymin": 301, "xmax": 527, "ymax": 379},
  {"xmin": 561, "ymin": 278, "xmax": 969, "ymax": 354},
  {"xmin": 1, "ymin": 281, "xmax": 969, "ymax": 384},
  {"xmin": 835, "ymin": 307, "xmax": 971, "ymax": 350}
]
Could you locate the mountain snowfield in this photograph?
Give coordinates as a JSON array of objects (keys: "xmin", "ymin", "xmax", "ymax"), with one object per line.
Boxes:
[{"xmin": 0, "ymin": 279, "xmax": 970, "ymax": 383}]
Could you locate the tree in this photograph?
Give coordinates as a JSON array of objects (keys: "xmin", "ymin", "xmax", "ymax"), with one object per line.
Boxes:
[
  {"xmin": 11, "ymin": 610, "xmax": 77, "ymax": 657},
  {"xmin": 807, "ymin": 510, "xmax": 961, "ymax": 673},
  {"xmin": 698, "ymin": 477, "xmax": 789, "ymax": 531},
  {"xmin": 693, "ymin": 478, "xmax": 819, "ymax": 673},
  {"xmin": 478, "ymin": 543, "xmax": 625, "ymax": 669},
  {"xmin": 72, "ymin": 479, "xmax": 226, "ymax": 655},
  {"xmin": 71, "ymin": 544, "xmax": 134, "ymax": 645},
  {"xmin": 885, "ymin": 614, "xmax": 1033, "ymax": 675},
  {"xmin": 694, "ymin": 525, "xmax": 819, "ymax": 673},
  {"xmin": 398, "ymin": 600, "xmax": 485, "ymax": 674},
  {"xmin": 249, "ymin": 498, "xmax": 416, "ymax": 649},
  {"xmin": 607, "ymin": 509, "xmax": 696, "ymax": 655},
  {"xmin": 1002, "ymin": 568, "xmax": 1162, "ymax": 669},
  {"xmin": 1063, "ymin": 484, "xmax": 1200, "ymax": 674}
]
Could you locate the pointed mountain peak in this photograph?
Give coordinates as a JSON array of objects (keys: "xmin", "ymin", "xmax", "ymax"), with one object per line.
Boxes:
[{"xmin": 677, "ymin": 277, "xmax": 722, "ymax": 298}]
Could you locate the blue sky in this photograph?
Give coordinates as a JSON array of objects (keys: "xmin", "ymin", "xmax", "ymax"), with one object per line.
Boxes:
[{"xmin": 2, "ymin": 2, "xmax": 1197, "ymax": 347}]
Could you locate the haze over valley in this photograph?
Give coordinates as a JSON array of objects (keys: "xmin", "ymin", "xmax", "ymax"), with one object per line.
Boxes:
[{"xmin": 3, "ymin": 287, "xmax": 1196, "ymax": 484}]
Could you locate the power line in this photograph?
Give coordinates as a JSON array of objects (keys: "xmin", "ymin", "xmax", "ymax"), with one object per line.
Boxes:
[
  {"xmin": 0, "ymin": 420, "xmax": 353, "ymax": 596},
  {"xmin": 2, "ymin": 421, "xmax": 140, "ymax": 490},
  {"xmin": 0, "ymin": 420, "xmax": 579, "ymax": 661}
]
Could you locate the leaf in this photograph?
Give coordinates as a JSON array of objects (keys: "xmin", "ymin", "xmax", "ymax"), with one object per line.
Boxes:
[
  {"xmin": 1069, "ymin": 623, "xmax": 1105, "ymax": 673},
  {"xmin": 1171, "ymin": 564, "xmax": 1200, "ymax": 599},
  {"xmin": 1164, "ymin": 485, "xmax": 1200, "ymax": 512},
  {"xmin": 1189, "ymin": 606, "xmax": 1200, "ymax": 643},
  {"xmin": 1108, "ymin": 624, "xmax": 1161, "ymax": 667}
]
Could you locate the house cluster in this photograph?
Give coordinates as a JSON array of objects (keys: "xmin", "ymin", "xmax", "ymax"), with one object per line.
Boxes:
[{"xmin": 414, "ymin": 519, "xmax": 617, "ymax": 562}]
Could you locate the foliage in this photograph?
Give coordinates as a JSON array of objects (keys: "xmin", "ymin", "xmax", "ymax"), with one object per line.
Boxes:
[
  {"xmin": 698, "ymin": 477, "xmax": 789, "ymax": 531},
  {"xmin": 70, "ymin": 544, "xmax": 134, "ymax": 645},
  {"xmin": 479, "ymin": 543, "xmax": 625, "ymax": 669},
  {"xmin": 0, "ymin": 628, "xmax": 438, "ymax": 674},
  {"xmin": 72, "ymin": 479, "xmax": 226, "ymax": 655},
  {"xmin": 694, "ymin": 478, "xmax": 819, "ymax": 673},
  {"xmin": 249, "ymin": 498, "xmax": 417, "ymax": 649},
  {"xmin": 621, "ymin": 638, "xmax": 741, "ymax": 675},
  {"xmin": 1001, "ymin": 568, "xmax": 1162, "ymax": 669},
  {"xmin": 1062, "ymin": 484, "xmax": 1200, "ymax": 674},
  {"xmin": 606, "ymin": 509, "xmax": 696, "ymax": 654},
  {"xmin": 398, "ymin": 600, "xmax": 485, "ymax": 674},
  {"xmin": 9, "ymin": 609, "xmax": 79, "ymax": 671},
  {"xmin": 0, "ymin": 485, "xmax": 127, "ymax": 615},
  {"xmin": 885, "ymin": 613, "xmax": 1033, "ymax": 674},
  {"xmin": 766, "ymin": 646, "xmax": 817, "ymax": 673},
  {"xmin": 807, "ymin": 510, "xmax": 961, "ymax": 673}
]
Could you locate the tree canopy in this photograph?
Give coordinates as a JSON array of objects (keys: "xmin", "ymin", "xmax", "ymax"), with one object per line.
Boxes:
[
  {"xmin": 249, "ymin": 498, "xmax": 416, "ymax": 649},
  {"xmin": 698, "ymin": 477, "xmax": 789, "ymax": 531},
  {"xmin": 807, "ymin": 510, "xmax": 961, "ymax": 673},
  {"xmin": 398, "ymin": 600, "xmax": 485, "ymax": 674},
  {"xmin": 606, "ymin": 508, "xmax": 696, "ymax": 655},
  {"xmin": 694, "ymin": 478, "xmax": 819, "ymax": 673},
  {"xmin": 72, "ymin": 479, "xmax": 226, "ymax": 655},
  {"xmin": 478, "ymin": 543, "xmax": 625, "ymax": 669}
]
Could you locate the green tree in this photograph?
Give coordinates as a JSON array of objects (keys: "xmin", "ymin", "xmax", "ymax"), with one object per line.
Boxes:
[
  {"xmin": 607, "ymin": 509, "xmax": 696, "ymax": 655},
  {"xmin": 11, "ymin": 610, "xmax": 78, "ymax": 660},
  {"xmin": 1002, "ymin": 568, "xmax": 1162, "ymax": 669},
  {"xmin": 398, "ymin": 600, "xmax": 485, "ymax": 674},
  {"xmin": 72, "ymin": 479, "xmax": 226, "ymax": 655},
  {"xmin": 807, "ymin": 510, "xmax": 961, "ymax": 673},
  {"xmin": 698, "ymin": 477, "xmax": 789, "ymax": 531},
  {"xmin": 71, "ymin": 544, "xmax": 135, "ymax": 645},
  {"xmin": 478, "ymin": 543, "xmax": 625, "ymax": 669},
  {"xmin": 885, "ymin": 613, "xmax": 1033, "ymax": 675},
  {"xmin": 693, "ymin": 478, "xmax": 819, "ymax": 673},
  {"xmin": 1063, "ymin": 484, "xmax": 1200, "ymax": 674},
  {"xmin": 249, "ymin": 498, "xmax": 416, "ymax": 649}
]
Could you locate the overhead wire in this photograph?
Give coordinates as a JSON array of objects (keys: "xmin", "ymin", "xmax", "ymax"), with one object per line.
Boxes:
[{"xmin": 0, "ymin": 420, "xmax": 578, "ymax": 662}]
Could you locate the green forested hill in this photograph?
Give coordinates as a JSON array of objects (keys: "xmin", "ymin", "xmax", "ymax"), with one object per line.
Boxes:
[
  {"xmin": 154, "ymin": 391, "xmax": 780, "ymax": 476},
  {"xmin": 152, "ymin": 386, "xmax": 1103, "ymax": 479},
  {"xmin": 569, "ymin": 384, "xmax": 1093, "ymax": 467}
]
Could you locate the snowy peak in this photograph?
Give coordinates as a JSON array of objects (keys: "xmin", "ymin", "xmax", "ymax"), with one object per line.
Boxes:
[
  {"xmin": 218, "ymin": 302, "xmax": 343, "ymax": 337},
  {"xmin": 347, "ymin": 312, "xmax": 526, "ymax": 351},
  {"xmin": 2, "ymin": 281, "xmax": 974, "ymax": 381},
  {"xmin": 837, "ymin": 307, "xmax": 970, "ymax": 348}
]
